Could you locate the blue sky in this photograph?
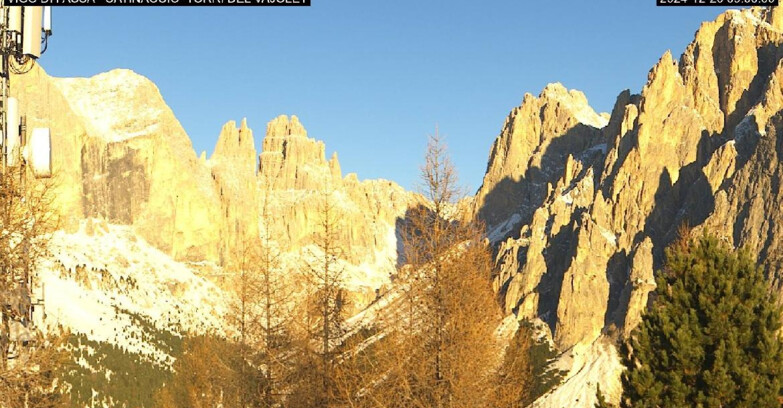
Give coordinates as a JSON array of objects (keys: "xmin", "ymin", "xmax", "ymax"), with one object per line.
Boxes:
[{"xmin": 40, "ymin": 1, "xmax": 726, "ymax": 193}]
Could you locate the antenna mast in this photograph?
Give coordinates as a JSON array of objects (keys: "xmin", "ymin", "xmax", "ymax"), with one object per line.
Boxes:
[{"xmin": 0, "ymin": 3, "xmax": 52, "ymax": 369}]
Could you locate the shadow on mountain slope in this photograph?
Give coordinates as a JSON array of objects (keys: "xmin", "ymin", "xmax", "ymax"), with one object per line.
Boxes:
[{"xmin": 475, "ymin": 122, "xmax": 604, "ymax": 235}]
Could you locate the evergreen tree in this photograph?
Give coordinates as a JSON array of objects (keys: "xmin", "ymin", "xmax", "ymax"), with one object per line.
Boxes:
[
  {"xmin": 595, "ymin": 384, "xmax": 614, "ymax": 408},
  {"xmin": 622, "ymin": 233, "xmax": 783, "ymax": 407},
  {"xmin": 256, "ymin": 197, "xmax": 296, "ymax": 408},
  {"xmin": 491, "ymin": 322, "xmax": 535, "ymax": 408},
  {"xmin": 153, "ymin": 334, "xmax": 265, "ymax": 408}
]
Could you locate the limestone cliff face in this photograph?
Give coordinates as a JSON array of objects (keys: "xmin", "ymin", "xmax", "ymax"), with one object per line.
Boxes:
[
  {"xmin": 258, "ymin": 115, "xmax": 416, "ymax": 269},
  {"xmin": 473, "ymin": 83, "xmax": 608, "ymax": 234},
  {"xmin": 50, "ymin": 70, "xmax": 224, "ymax": 262},
  {"xmin": 11, "ymin": 65, "xmax": 86, "ymax": 231},
  {"xmin": 209, "ymin": 119, "xmax": 260, "ymax": 264},
  {"xmin": 13, "ymin": 68, "xmax": 415, "ymax": 282},
  {"xmin": 13, "ymin": 67, "xmax": 224, "ymax": 262},
  {"xmin": 259, "ymin": 115, "xmax": 343, "ymax": 191},
  {"xmin": 477, "ymin": 7, "xmax": 783, "ymax": 353}
]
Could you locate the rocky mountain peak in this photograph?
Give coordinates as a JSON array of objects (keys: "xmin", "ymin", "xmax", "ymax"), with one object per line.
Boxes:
[
  {"xmin": 473, "ymin": 83, "xmax": 606, "ymax": 231},
  {"xmin": 480, "ymin": 6, "xmax": 783, "ymax": 365},
  {"xmin": 208, "ymin": 120, "xmax": 260, "ymax": 264},
  {"xmin": 53, "ymin": 69, "xmax": 176, "ymax": 144},
  {"xmin": 266, "ymin": 114, "xmax": 307, "ymax": 138},
  {"xmin": 538, "ymin": 82, "xmax": 609, "ymax": 128},
  {"xmin": 329, "ymin": 151, "xmax": 342, "ymax": 181},
  {"xmin": 211, "ymin": 119, "xmax": 257, "ymax": 170},
  {"xmin": 259, "ymin": 115, "xmax": 342, "ymax": 190}
]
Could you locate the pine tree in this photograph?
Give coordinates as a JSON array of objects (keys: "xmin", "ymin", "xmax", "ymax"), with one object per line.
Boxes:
[
  {"xmin": 595, "ymin": 384, "xmax": 614, "ymax": 408},
  {"xmin": 225, "ymin": 238, "xmax": 264, "ymax": 407},
  {"xmin": 157, "ymin": 202, "xmax": 290, "ymax": 408},
  {"xmin": 0, "ymin": 332, "xmax": 70, "ymax": 408},
  {"xmin": 153, "ymin": 334, "xmax": 259, "ymax": 408},
  {"xmin": 491, "ymin": 322, "xmax": 535, "ymax": 408},
  {"xmin": 622, "ymin": 233, "xmax": 783, "ymax": 407}
]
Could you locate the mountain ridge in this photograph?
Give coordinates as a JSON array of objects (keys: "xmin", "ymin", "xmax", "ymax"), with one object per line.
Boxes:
[
  {"xmin": 13, "ymin": 6, "xmax": 783, "ymax": 407},
  {"xmin": 478, "ymin": 2, "xmax": 783, "ymax": 357}
]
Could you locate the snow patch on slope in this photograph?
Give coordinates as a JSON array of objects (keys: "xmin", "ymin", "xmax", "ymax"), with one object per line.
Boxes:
[
  {"xmin": 488, "ymin": 213, "xmax": 522, "ymax": 244},
  {"xmin": 541, "ymin": 83, "xmax": 609, "ymax": 129},
  {"xmin": 52, "ymin": 69, "xmax": 166, "ymax": 143},
  {"xmin": 38, "ymin": 220, "xmax": 228, "ymax": 365},
  {"xmin": 531, "ymin": 338, "xmax": 623, "ymax": 408}
]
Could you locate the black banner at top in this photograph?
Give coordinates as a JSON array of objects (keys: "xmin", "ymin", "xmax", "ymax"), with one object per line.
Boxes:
[
  {"xmin": 657, "ymin": 0, "xmax": 777, "ymax": 5},
  {"xmin": 5, "ymin": 0, "xmax": 309, "ymax": 5}
]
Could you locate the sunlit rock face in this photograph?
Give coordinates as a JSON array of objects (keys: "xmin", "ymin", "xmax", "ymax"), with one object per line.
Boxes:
[
  {"xmin": 259, "ymin": 114, "xmax": 343, "ymax": 191},
  {"xmin": 256, "ymin": 114, "xmax": 419, "ymax": 298},
  {"xmin": 475, "ymin": 6, "xmax": 783, "ymax": 352},
  {"xmin": 473, "ymin": 83, "xmax": 608, "ymax": 233},
  {"xmin": 15, "ymin": 7, "xmax": 783, "ymax": 408},
  {"xmin": 208, "ymin": 118, "xmax": 260, "ymax": 264},
  {"xmin": 11, "ymin": 67, "xmax": 423, "ymax": 408},
  {"xmin": 15, "ymin": 67, "xmax": 417, "ymax": 291},
  {"xmin": 11, "ymin": 67, "xmax": 223, "ymax": 261}
]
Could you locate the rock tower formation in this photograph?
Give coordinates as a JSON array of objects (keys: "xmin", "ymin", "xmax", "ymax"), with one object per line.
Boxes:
[
  {"xmin": 12, "ymin": 68, "xmax": 415, "ymax": 283},
  {"xmin": 475, "ymin": 7, "xmax": 783, "ymax": 351}
]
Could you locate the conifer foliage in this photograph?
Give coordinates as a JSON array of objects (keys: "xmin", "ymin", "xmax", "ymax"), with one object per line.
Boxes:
[
  {"xmin": 492, "ymin": 322, "xmax": 535, "ymax": 408},
  {"xmin": 622, "ymin": 234, "xmax": 783, "ymax": 407},
  {"xmin": 595, "ymin": 384, "xmax": 613, "ymax": 408}
]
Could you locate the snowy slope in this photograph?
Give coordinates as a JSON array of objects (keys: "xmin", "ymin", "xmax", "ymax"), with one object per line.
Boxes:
[
  {"xmin": 37, "ymin": 219, "xmax": 229, "ymax": 367},
  {"xmin": 52, "ymin": 70, "xmax": 166, "ymax": 144},
  {"xmin": 531, "ymin": 338, "xmax": 623, "ymax": 408}
]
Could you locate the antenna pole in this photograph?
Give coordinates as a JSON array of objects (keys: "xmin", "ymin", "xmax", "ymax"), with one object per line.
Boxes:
[{"xmin": 0, "ymin": 3, "xmax": 51, "ymax": 370}]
